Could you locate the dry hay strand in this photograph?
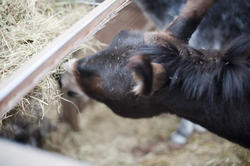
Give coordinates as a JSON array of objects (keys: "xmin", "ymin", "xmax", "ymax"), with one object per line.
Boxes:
[
  {"xmin": 0, "ymin": 0, "xmax": 104, "ymax": 118},
  {"xmin": 43, "ymin": 102, "xmax": 250, "ymax": 166},
  {"xmin": 233, "ymin": 145, "xmax": 250, "ymax": 165}
]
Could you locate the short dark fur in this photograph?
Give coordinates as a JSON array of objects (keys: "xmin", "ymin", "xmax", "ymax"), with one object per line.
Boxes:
[
  {"xmin": 133, "ymin": 35, "xmax": 250, "ymax": 104},
  {"xmin": 168, "ymin": 17, "xmax": 202, "ymax": 41},
  {"xmin": 69, "ymin": 0, "xmax": 250, "ymax": 149},
  {"xmin": 74, "ymin": 31, "xmax": 250, "ymax": 148},
  {"xmin": 137, "ymin": 0, "xmax": 250, "ymax": 49}
]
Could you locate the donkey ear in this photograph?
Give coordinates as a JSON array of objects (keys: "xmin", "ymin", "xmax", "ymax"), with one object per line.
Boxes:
[{"xmin": 126, "ymin": 55, "xmax": 166, "ymax": 96}]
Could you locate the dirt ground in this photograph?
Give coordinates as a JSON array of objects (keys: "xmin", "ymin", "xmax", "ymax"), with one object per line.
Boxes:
[{"xmin": 42, "ymin": 101, "xmax": 250, "ymax": 166}]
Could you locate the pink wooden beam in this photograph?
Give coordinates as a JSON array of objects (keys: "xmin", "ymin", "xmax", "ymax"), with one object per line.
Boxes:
[{"xmin": 0, "ymin": 0, "xmax": 131, "ymax": 117}]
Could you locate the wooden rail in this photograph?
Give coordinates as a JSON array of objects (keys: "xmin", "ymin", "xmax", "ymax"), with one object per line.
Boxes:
[
  {"xmin": 0, "ymin": 0, "xmax": 131, "ymax": 117},
  {"xmin": 0, "ymin": 139, "xmax": 93, "ymax": 166}
]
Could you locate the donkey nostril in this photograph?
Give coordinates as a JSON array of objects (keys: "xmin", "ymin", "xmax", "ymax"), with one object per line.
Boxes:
[
  {"xmin": 77, "ymin": 58, "xmax": 97, "ymax": 78},
  {"xmin": 67, "ymin": 90, "xmax": 79, "ymax": 98}
]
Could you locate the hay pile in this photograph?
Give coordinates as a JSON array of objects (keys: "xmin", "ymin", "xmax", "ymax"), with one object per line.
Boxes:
[
  {"xmin": 43, "ymin": 102, "xmax": 250, "ymax": 166},
  {"xmin": 0, "ymin": 0, "xmax": 103, "ymax": 117}
]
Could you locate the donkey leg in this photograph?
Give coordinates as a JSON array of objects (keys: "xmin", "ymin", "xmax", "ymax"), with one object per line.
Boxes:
[
  {"xmin": 166, "ymin": 0, "xmax": 216, "ymax": 41},
  {"xmin": 169, "ymin": 119, "xmax": 194, "ymax": 150}
]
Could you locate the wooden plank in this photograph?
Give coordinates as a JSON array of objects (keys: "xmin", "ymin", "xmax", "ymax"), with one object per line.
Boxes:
[
  {"xmin": 0, "ymin": 0, "xmax": 131, "ymax": 117},
  {"xmin": 77, "ymin": 2, "xmax": 153, "ymax": 57},
  {"xmin": 95, "ymin": 2, "xmax": 152, "ymax": 44},
  {"xmin": 0, "ymin": 139, "xmax": 93, "ymax": 166}
]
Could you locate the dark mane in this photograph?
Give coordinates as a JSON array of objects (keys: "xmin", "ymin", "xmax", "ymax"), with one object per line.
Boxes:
[{"xmin": 135, "ymin": 34, "xmax": 250, "ymax": 103}]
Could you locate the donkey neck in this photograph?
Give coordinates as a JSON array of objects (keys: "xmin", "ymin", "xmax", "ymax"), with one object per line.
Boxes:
[
  {"xmin": 162, "ymin": 88, "xmax": 250, "ymax": 148},
  {"xmin": 157, "ymin": 43, "xmax": 250, "ymax": 148}
]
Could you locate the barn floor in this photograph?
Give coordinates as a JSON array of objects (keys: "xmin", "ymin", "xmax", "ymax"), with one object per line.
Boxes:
[{"xmin": 42, "ymin": 101, "xmax": 250, "ymax": 166}]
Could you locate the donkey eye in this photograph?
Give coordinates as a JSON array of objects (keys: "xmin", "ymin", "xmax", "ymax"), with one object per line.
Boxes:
[{"xmin": 67, "ymin": 90, "xmax": 79, "ymax": 97}]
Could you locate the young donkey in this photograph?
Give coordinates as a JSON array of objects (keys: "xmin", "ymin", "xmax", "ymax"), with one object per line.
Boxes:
[{"xmin": 62, "ymin": 0, "xmax": 250, "ymax": 149}]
